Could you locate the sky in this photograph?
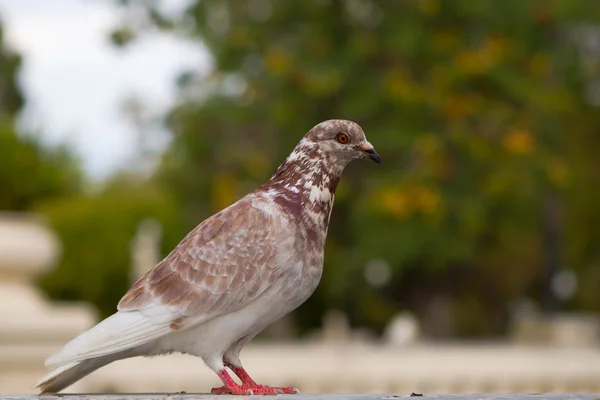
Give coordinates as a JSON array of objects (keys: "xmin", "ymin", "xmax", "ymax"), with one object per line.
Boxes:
[{"xmin": 0, "ymin": 0, "xmax": 209, "ymax": 179}]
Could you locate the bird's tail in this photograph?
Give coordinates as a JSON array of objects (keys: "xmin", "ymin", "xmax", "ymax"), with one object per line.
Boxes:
[
  {"xmin": 36, "ymin": 353, "xmax": 122, "ymax": 394},
  {"xmin": 36, "ymin": 310, "xmax": 171, "ymax": 394}
]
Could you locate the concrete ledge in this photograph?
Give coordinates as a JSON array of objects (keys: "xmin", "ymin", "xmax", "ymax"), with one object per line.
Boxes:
[{"xmin": 2, "ymin": 394, "xmax": 599, "ymax": 400}]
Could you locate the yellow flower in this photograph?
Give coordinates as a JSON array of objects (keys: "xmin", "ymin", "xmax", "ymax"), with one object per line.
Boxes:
[
  {"xmin": 455, "ymin": 36, "xmax": 508, "ymax": 74},
  {"xmin": 485, "ymin": 36, "xmax": 508, "ymax": 59},
  {"xmin": 377, "ymin": 184, "xmax": 442, "ymax": 218},
  {"xmin": 211, "ymin": 173, "xmax": 237, "ymax": 211},
  {"xmin": 264, "ymin": 49, "xmax": 290, "ymax": 76},
  {"xmin": 503, "ymin": 128, "xmax": 534, "ymax": 154},
  {"xmin": 379, "ymin": 187, "xmax": 412, "ymax": 219},
  {"xmin": 456, "ymin": 49, "xmax": 485, "ymax": 74},
  {"xmin": 412, "ymin": 185, "xmax": 441, "ymax": 215},
  {"xmin": 419, "ymin": 0, "xmax": 440, "ymax": 14}
]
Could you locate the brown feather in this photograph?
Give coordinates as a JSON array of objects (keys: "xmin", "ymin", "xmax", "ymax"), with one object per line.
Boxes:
[{"xmin": 118, "ymin": 199, "xmax": 288, "ymax": 326}]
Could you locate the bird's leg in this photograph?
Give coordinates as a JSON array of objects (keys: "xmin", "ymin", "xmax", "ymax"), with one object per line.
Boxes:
[
  {"xmin": 212, "ymin": 341, "xmax": 299, "ymax": 395},
  {"xmin": 211, "ymin": 369, "xmax": 255, "ymax": 395},
  {"xmin": 211, "ymin": 359, "xmax": 299, "ymax": 395},
  {"xmin": 225, "ymin": 360, "xmax": 300, "ymax": 395},
  {"xmin": 225, "ymin": 360, "xmax": 259, "ymax": 386}
]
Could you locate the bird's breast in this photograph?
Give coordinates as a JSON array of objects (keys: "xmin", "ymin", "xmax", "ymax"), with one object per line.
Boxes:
[{"xmin": 252, "ymin": 189, "xmax": 332, "ymax": 303}]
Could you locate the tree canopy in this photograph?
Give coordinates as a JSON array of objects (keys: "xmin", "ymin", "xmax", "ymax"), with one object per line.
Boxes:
[
  {"xmin": 0, "ymin": 21, "xmax": 81, "ymax": 211},
  {"xmin": 11, "ymin": 1, "xmax": 600, "ymax": 337},
  {"xmin": 100, "ymin": 0, "xmax": 600, "ymax": 337}
]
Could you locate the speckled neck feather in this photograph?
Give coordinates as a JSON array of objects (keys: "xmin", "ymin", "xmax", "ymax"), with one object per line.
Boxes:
[{"xmin": 260, "ymin": 137, "xmax": 347, "ymax": 241}]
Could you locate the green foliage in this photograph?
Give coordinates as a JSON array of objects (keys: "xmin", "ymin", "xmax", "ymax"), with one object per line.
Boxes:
[
  {"xmin": 0, "ymin": 20, "xmax": 81, "ymax": 211},
  {"xmin": 0, "ymin": 18, "xmax": 164, "ymax": 322},
  {"xmin": 109, "ymin": 0, "xmax": 600, "ymax": 337},
  {"xmin": 37, "ymin": 175, "xmax": 185, "ymax": 319},
  {"xmin": 0, "ymin": 19, "xmax": 183, "ymax": 322},
  {"xmin": 18, "ymin": 1, "xmax": 598, "ymax": 336},
  {"xmin": 110, "ymin": 27, "xmax": 136, "ymax": 47},
  {"xmin": 0, "ymin": 122, "xmax": 81, "ymax": 211},
  {"xmin": 0, "ymin": 21, "xmax": 24, "ymax": 116}
]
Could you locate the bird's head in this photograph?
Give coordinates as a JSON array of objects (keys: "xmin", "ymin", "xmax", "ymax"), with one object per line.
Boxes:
[{"xmin": 305, "ymin": 119, "xmax": 382, "ymax": 165}]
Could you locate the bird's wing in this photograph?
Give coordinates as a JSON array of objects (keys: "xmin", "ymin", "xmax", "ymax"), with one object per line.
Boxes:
[
  {"xmin": 45, "ymin": 197, "xmax": 294, "ymax": 367},
  {"xmin": 118, "ymin": 196, "xmax": 293, "ymax": 326}
]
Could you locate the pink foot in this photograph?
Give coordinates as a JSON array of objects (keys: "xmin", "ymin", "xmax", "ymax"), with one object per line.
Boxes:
[
  {"xmin": 211, "ymin": 384, "xmax": 299, "ymax": 395},
  {"xmin": 256, "ymin": 385, "xmax": 300, "ymax": 394},
  {"xmin": 211, "ymin": 385, "xmax": 253, "ymax": 395},
  {"xmin": 213, "ymin": 366, "xmax": 300, "ymax": 395}
]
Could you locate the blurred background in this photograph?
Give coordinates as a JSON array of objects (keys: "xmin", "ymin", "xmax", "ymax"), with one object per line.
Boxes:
[{"xmin": 1, "ymin": 0, "xmax": 600, "ymax": 394}]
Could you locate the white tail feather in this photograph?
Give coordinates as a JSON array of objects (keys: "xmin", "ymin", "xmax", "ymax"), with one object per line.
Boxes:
[
  {"xmin": 46, "ymin": 310, "xmax": 171, "ymax": 367},
  {"xmin": 36, "ymin": 353, "xmax": 122, "ymax": 394}
]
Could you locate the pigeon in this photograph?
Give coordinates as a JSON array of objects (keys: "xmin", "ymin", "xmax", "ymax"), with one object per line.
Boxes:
[{"xmin": 37, "ymin": 119, "xmax": 381, "ymax": 395}]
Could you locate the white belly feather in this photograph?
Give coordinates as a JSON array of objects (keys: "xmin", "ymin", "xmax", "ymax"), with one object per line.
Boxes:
[{"xmin": 156, "ymin": 262, "xmax": 318, "ymax": 370}]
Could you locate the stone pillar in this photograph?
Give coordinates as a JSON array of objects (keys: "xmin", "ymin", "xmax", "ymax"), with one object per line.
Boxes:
[
  {"xmin": 0, "ymin": 212, "xmax": 96, "ymax": 394},
  {"xmin": 130, "ymin": 218, "xmax": 162, "ymax": 283}
]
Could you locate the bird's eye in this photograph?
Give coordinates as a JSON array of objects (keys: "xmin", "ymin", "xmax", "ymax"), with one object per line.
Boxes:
[{"xmin": 336, "ymin": 133, "xmax": 349, "ymax": 144}]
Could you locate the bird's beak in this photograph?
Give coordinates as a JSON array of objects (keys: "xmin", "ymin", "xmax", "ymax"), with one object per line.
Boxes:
[{"xmin": 360, "ymin": 142, "xmax": 382, "ymax": 164}]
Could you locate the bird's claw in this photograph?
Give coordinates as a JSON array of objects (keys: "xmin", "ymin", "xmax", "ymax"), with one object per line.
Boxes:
[
  {"xmin": 211, "ymin": 384, "xmax": 299, "ymax": 396},
  {"xmin": 253, "ymin": 385, "xmax": 300, "ymax": 395},
  {"xmin": 211, "ymin": 385, "xmax": 253, "ymax": 395},
  {"xmin": 274, "ymin": 386, "xmax": 300, "ymax": 394}
]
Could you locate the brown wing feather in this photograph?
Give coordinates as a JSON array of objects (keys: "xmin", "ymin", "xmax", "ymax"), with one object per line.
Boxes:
[{"xmin": 118, "ymin": 198, "xmax": 289, "ymax": 327}]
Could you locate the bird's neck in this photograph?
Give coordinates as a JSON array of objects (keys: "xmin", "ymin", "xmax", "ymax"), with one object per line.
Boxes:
[
  {"xmin": 262, "ymin": 139, "xmax": 346, "ymax": 228},
  {"xmin": 268, "ymin": 139, "xmax": 345, "ymax": 198}
]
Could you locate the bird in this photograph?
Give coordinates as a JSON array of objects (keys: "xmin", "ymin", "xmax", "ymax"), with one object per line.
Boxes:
[{"xmin": 36, "ymin": 119, "xmax": 382, "ymax": 395}]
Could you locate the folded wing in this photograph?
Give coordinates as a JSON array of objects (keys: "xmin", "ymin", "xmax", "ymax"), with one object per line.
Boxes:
[{"xmin": 47, "ymin": 197, "xmax": 290, "ymax": 366}]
